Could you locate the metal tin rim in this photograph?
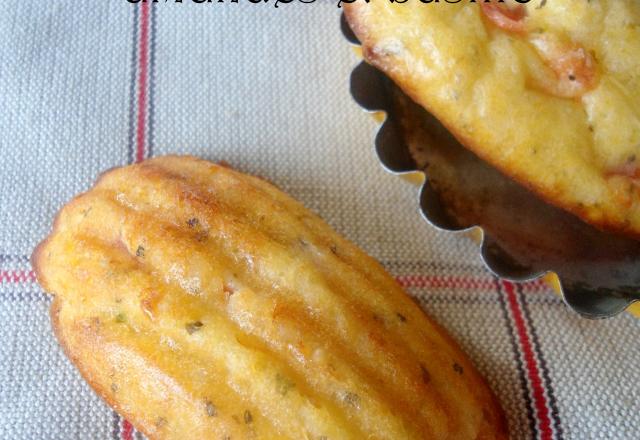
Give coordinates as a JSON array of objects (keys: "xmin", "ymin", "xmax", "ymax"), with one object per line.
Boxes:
[{"xmin": 341, "ymin": 13, "xmax": 639, "ymax": 319}]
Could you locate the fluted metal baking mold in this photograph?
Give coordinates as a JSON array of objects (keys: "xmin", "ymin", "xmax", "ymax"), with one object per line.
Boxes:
[{"xmin": 342, "ymin": 14, "xmax": 640, "ymax": 318}]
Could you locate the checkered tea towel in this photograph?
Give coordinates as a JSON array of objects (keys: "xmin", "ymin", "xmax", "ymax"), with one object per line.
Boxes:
[{"xmin": 0, "ymin": 2, "xmax": 638, "ymax": 439}]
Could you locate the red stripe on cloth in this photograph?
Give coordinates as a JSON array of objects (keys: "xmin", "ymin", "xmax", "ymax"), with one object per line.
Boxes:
[
  {"xmin": 135, "ymin": 2, "xmax": 151, "ymax": 163},
  {"xmin": 0, "ymin": 270, "xmax": 36, "ymax": 283},
  {"xmin": 0, "ymin": 264, "xmax": 555, "ymax": 295},
  {"xmin": 397, "ymin": 274, "xmax": 494, "ymax": 290},
  {"xmin": 396, "ymin": 274, "xmax": 549, "ymax": 292},
  {"xmin": 121, "ymin": 419, "xmax": 134, "ymax": 440},
  {"xmin": 502, "ymin": 280, "xmax": 553, "ymax": 440}
]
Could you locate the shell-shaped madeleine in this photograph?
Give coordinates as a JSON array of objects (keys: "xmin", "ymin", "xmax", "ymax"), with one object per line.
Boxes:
[{"xmin": 33, "ymin": 155, "xmax": 506, "ymax": 440}]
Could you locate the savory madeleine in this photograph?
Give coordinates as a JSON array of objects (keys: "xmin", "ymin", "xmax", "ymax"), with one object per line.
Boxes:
[
  {"xmin": 33, "ymin": 156, "xmax": 506, "ymax": 439},
  {"xmin": 345, "ymin": 0, "xmax": 640, "ymax": 237}
]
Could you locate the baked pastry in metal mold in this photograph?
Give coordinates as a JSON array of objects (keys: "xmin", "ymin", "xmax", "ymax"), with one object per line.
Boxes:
[{"xmin": 342, "ymin": 14, "xmax": 640, "ymax": 319}]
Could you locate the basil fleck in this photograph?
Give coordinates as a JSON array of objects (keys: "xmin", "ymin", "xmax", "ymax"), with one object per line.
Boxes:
[
  {"xmin": 205, "ymin": 400, "xmax": 217, "ymax": 417},
  {"xmin": 344, "ymin": 392, "xmax": 360, "ymax": 408},
  {"xmin": 275, "ymin": 373, "xmax": 295, "ymax": 396},
  {"xmin": 187, "ymin": 218, "xmax": 199, "ymax": 228},
  {"xmin": 420, "ymin": 364, "xmax": 431, "ymax": 385},
  {"xmin": 186, "ymin": 321, "xmax": 204, "ymax": 334}
]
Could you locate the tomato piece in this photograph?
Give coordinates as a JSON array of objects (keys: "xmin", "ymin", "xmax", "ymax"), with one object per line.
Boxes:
[
  {"xmin": 529, "ymin": 35, "xmax": 599, "ymax": 98},
  {"xmin": 479, "ymin": 2, "xmax": 527, "ymax": 34},
  {"xmin": 606, "ymin": 162, "xmax": 640, "ymax": 208},
  {"xmin": 479, "ymin": 2, "xmax": 598, "ymax": 98},
  {"xmin": 607, "ymin": 161, "xmax": 640, "ymax": 180}
]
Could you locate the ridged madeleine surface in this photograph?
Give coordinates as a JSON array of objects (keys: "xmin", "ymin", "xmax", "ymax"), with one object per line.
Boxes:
[{"xmin": 33, "ymin": 155, "xmax": 506, "ymax": 439}]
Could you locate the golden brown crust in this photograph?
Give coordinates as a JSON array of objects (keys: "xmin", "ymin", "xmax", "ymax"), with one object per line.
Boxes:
[
  {"xmin": 49, "ymin": 299, "xmax": 149, "ymax": 440},
  {"xmin": 33, "ymin": 155, "xmax": 507, "ymax": 439},
  {"xmin": 345, "ymin": 1, "xmax": 640, "ymax": 239}
]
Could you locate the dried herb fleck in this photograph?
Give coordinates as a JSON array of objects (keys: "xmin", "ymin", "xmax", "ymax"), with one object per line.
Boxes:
[
  {"xmin": 205, "ymin": 400, "xmax": 217, "ymax": 417},
  {"xmin": 195, "ymin": 230, "xmax": 209, "ymax": 242},
  {"xmin": 223, "ymin": 284, "xmax": 236, "ymax": 297},
  {"xmin": 330, "ymin": 244, "xmax": 338, "ymax": 255},
  {"xmin": 136, "ymin": 245, "xmax": 145, "ymax": 257},
  {"xmin": 396, "ymin": 312, "xmax": 407, "ymax": 323},
  {"xmin": 186, "ymin": 321, "xmax": 204, "ymax": 334},
  {"xmin": 243, "ymin": 410, "xmax": 253, "ymax": 424},
  {"xmin": 114, "ymin": 313, "xmax": 126, "ymax": 324},
  {"xmin": 275, "ymin": 373, "xmax": 295, "ymax": 396},
  {"xmin": 187, "ymin": 218, "xmax": 199, "ymax": 228},
  {"xmin": 420, "ymin": 364, "xmax": 431, "ymax": 385},
  {"xmin": 453, "ymin": 363, "xmax": 464, "ymax": 375},
  {"xmin": 343, "ymin": 392, "xmax": 361, "ymax": 408},
  {"xmin": 111, "ymin": 383, "xmax": 118, "ymax": 393},
  {"xmin": 155, "ymin": 417, "xmax": 167, "ymax": 428}
]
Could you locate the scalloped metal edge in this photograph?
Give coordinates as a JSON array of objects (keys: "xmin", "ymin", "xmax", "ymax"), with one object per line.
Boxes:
[{"xmin": 341, "ymin": 13, "xmax": 637, "ymax": 318}]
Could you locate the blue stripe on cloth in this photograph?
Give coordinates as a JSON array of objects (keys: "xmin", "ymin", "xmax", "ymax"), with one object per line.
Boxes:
[{"xmin": 127, "ymin": 6, "xmax": 140, "ymax": 165}]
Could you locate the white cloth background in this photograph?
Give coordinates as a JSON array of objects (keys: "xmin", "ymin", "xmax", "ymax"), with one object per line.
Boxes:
[{"xmin": 0, "ymin": 2, "xmax": 638, "ymax": 439}]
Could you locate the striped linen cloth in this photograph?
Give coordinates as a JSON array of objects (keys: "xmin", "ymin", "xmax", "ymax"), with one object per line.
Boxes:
[{"xmin": 0, "ymin": 2, "xmax": 638, "ymax": 439}]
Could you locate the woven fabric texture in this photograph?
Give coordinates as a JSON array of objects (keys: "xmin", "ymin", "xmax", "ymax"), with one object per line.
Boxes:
[{"xmin": 0, "ymin": 2, "xmax": 638, "ymax": 439}]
